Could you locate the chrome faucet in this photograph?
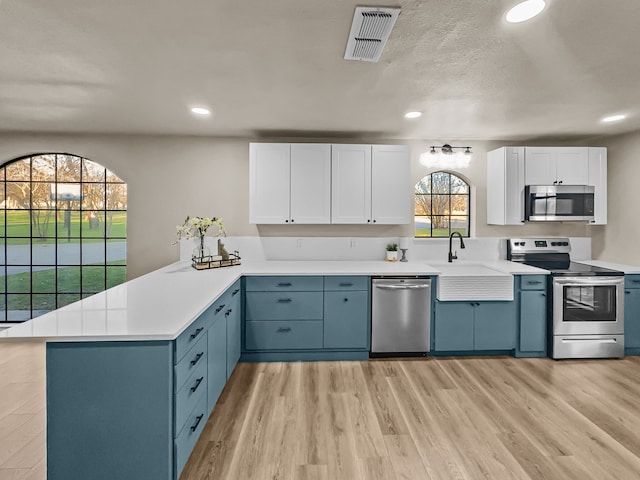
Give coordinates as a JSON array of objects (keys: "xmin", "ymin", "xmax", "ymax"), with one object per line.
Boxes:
[{"xmin": 448, "ymin": 232, "xmax": 465, "ymax": 262}]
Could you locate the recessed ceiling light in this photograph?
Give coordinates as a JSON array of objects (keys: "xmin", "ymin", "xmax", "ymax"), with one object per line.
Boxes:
[
  {"xmin": 191, "ymin": 107, "xmax": 211, "ymax": 116},
  {"xmin": 601, "ymin": 114, "xmax": 626, "ymax": 123},
  {"xmin": 404, "ymin": 111, "xmax": 422, "ymax": 119},
  {"xmin": 505, "ymin": 0, "xmax": 546, "ymax": 23}
]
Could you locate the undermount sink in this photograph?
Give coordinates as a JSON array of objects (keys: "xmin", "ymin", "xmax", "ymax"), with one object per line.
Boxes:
[{"xmin": 431, "ymin": 262, "xmax": 514, "ymax": 301}]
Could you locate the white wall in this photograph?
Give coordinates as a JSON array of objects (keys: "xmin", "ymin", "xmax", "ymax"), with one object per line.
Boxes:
[
  {"xmin": 0, "ymin": 133, "xmax": 603, "ymax": 278},
  {"xmin": 592, "ymin": 129, "xmax": 640, "ymax": 265}
]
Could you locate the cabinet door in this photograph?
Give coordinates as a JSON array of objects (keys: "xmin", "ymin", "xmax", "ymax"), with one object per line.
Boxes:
[
  {"xmin": 555, "ymin": 147, "xmax": 589, "ymax": 184},
  {"xmin": 474, "ymin": 302, "xmax": 517, "ymax": 350},
  {"xmin": 525, "ymin": 147, "xmax": 557, "ymax": 185},
  {"xmin": 486, "ymin": 147, "xmax": 525, "ymax": 225},
  {"xmin": 588, "ymin": 147, "xmax": 607, "ymax": 225},
  {"xmin": 225, "ymin": 295, "xmax": 241, "ymax": 380},
  {"xmin": 625, "ymin": 289, "xmax": 640, "ymax": 350},
  {"xmin": 331, "ymin": 144, "xmax": 372, "ymax": 224},
  {"xmin": 249, "ymin": 143, "xmax": 291, "ymax": 224},
  {"xmin": 371, "ymin": 145, "xmax": 411, "ymax": 224},
  {"xmin": 290, "ymin": 144, "xmax": 331, "ymax": 224},
  {"xmin": 519, "ymin": 291, "xmax": 547, "ymax": 353},
  {"xmin": 434, "ymin": 302, "xmax": 474, "ymax": 351},
  {"xmin": 207, "ymin": 316, "xmax": 227, "ymax": 412},
  {"xmin": 324, "ymin": 291, "xmax": 369, "ymax": 349}
]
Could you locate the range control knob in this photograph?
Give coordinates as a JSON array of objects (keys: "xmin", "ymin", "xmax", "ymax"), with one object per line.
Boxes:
[
  {"xmin": 551, "ymin": 242, "xmax": 558, "ymax": 246},
  {"xmin": 521, "ymin": 241, "xmax": 526, "ymax": 246},
  {"xmin": 562, "ymin": 241, "xmax": 569, "ymax": 246}
]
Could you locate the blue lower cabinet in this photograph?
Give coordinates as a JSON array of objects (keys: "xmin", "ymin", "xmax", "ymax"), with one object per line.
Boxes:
[
  {"xmin": 323, "ymin": 290, "xmax": 369, "ymax": 349},
  {"xmin": 226, "ymin": 294, "xmax": 241, "ymax": 379},
  {"xmin": 47, "ymin": 342, "xmax": 174, "ymax": 480},
  {"xmin": 208, "ymin": 315, "xmax": 227, "ymax": 412},
  {"xmin": 245, "ymin": 320, "xmax": 323, "ymax": 350},
  {"xmin": 625, "ymin": 287, "xmax": 640, "ymax": 354},
  {"xmin": 519, "ymin": 290, "xmax": 547, "ymax": 354},
  {"xmin": 175, "ymin": 393, "xmax": 208, "ymax": 478},
  {"xmin": 434, "ymin": 301, "xmax": 516, "ymax": 352},
  {"xmin": 474, "ymin": 302, "xmax": 517, "ymax": 350},
  {"xmin": 434, "ymin": 302, "xmax": 474, "ymax": 351}
]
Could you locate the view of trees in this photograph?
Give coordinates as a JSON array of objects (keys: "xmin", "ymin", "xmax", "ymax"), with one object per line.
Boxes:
[{"xmin": 415, "ymin": 171, "xmax": 470, "ymax": 237}]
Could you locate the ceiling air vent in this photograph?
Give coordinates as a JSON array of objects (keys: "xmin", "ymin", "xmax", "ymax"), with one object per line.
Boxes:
[{"xmin": 344, "ymin": 7, "xmax": 400, "ymax": 63}]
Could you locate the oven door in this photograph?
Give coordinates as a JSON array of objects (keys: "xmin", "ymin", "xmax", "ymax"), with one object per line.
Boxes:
[{"xmin": 553, "ymin": 276, "xmax": 624, "ymax": 335}]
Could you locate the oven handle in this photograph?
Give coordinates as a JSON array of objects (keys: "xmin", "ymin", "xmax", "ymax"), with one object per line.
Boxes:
[{"xmin": 553, "ymin": 277, "xmax": 624, "ymax": 287}]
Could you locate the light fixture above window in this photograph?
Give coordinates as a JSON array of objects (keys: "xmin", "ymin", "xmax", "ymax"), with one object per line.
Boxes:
[
  {"xmin": 505, "ymin": 0, "xmax": 546, "ymax": 23},
  {"xmin": 422, "ymin": 145, "xmax": 473, "ymax": 168}
]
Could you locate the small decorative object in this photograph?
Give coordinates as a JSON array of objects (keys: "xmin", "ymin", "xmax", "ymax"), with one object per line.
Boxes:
[
  {"xmin": 386, "ymin": 243, "xmax": 398, "ymax": 262},
  {"xmin": 174, "ymin": 215, "xmax": 240, "ymax": 270},
  {"xmin": 399, "ymin": 237, "xmax": 409, "ymax": 262}
]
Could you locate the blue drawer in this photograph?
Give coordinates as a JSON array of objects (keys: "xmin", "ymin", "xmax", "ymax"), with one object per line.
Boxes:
[
  {"xmin": 174, "ymin": 358, "xmax": 207, "ymax": 437},
  {"xmin": 324, "ymin": 276, "xmax": 368, "ymax": 291},
  {"xmin": 520, "ymin": 275, "xmax": 547, "ymax": 290},
  {"xmin": 245, "ymin": 291, "xmax": 323, "ymax": 320},
  {"xmin": 174, "ymin": 312, "xmax": 209, "ymax": 364},
  {"xmin": 245, "ymin": 321, "xmax": 323, "ymax": 350},
  {"xmin": 175, "ymin": 392, "xmax": 208, "ymax": 479},
  {"xmin": 625, "ymin": 275, "xmax": 640, "ymax": 289},
  {"xmin": 245, "ymin": 276, "xmax": 323, "ymax": 292},
  {"xmin": 174, "ymin": 333, "xmax": 207, "ymax": 393}
]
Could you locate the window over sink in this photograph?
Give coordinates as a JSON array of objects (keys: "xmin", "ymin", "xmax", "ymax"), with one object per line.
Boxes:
[{"xmin": 415, "ymin": 171, "xmax": 470, "ymax": 238}]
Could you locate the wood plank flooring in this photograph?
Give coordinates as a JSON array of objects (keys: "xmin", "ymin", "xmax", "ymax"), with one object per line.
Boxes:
[
  {"xmin": 0, "ymin": 341, "xmax": 46, "ymax": 480},
  {"xmin": 182, "ymin": 356, "xmax": 640, "ymax": 480},
  {"xmin": 2, "ymin": 341, "xmax": 640, "ymax": 480}
]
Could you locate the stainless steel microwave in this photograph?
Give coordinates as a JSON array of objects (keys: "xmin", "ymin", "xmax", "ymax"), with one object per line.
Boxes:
[{"xmin": 524, "ymin": 185, "xmax": 595, "ymax": 221}]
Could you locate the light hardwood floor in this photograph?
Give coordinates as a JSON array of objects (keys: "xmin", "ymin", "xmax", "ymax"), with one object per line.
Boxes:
[{"xmin": 2, "ymin": 342, "xmax": 640, "ymax": 480}]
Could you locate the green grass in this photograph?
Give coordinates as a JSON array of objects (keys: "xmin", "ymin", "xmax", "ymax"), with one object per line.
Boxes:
[
  {"xmin": 2, "ymin": 210, "xmax": 126, "ymax": 245},
  {"xmin": 415, "ymin": 228, "xmax": 467, "ymax": 238},
  {"xmin": 2, "ymin": 261, "xmax": 126, "ymax": 311}
]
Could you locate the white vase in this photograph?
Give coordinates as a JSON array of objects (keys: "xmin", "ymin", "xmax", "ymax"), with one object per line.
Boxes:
[{"xmin": 386, "ymin": 251, "xmax": 398, "ymax": 262}]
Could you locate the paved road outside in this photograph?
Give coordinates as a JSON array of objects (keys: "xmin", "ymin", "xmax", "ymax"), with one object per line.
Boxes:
[{"xmin": 1, "ymin": 241, "xmax": 126, "ymax": 275}]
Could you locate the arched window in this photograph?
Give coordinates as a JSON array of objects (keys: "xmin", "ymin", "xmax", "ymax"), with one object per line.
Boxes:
[
  {"xmin": 1, "ymin": 154, "xmax": 127, "ymax": 322},
  {"xmin": 415, "ymin": 171, "xmax": 470, "ymax": 238}
]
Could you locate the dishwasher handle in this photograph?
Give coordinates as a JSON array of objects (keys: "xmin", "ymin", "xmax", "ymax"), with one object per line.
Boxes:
[{"xmin": 375, "ymin": 284, "xmax": 430, "ymax": 290}]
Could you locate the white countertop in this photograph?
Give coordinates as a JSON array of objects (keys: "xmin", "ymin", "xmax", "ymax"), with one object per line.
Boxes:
[
  {"xmin": 577, "ymin": 260, "xmax": 640, "ymax": 274},
  {"xmin": 0, "ymin": 259, "xmax": 548, "ymax": 342}
]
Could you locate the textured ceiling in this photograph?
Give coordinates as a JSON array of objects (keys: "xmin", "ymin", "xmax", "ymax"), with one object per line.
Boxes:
[{"xmin": 1, "ymin": 0, "xmax": 639, "ymax": 140}]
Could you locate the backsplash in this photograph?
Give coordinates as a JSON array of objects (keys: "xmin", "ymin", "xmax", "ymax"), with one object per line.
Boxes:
[{"xmin": 180, "ymin": 236, "xmax": 592, "ymax": 263}]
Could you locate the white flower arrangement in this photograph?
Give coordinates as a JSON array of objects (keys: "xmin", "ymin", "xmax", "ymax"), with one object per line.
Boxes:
[{"xmin": 174, "ymin": 216, "xmax": 226, "ymax": 243}]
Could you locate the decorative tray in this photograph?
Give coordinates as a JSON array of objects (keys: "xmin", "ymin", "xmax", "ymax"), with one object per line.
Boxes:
[{"xmin": 191, "ymin": 251, "xmax": 241, "ymax": 270}]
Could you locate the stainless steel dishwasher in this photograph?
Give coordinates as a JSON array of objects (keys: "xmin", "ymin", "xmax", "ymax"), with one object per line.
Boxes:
[{"xmin": 371, "ymin": 277, "xmax": 431, "ymax": 355}]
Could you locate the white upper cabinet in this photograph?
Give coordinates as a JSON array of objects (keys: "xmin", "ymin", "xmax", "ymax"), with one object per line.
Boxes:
[
  {"xmin": 371, "ymin": 145, "xmax": 411, "ymax": 224},
  {"xmin": 487, "ymin": 147, "xmax": 525, "ymax": 225},
  {"xmin": 588, "ymin": 147, "xmax": 607, "ymax": 225},
  {"xmin": 249, "ymin": 143, "xmax": 291, "ymax": 224},
  {"xmin": 331, "ymin": 144, "xmax": 372, "ymax": 224},
  {"xmin": 249, "ymin": 143, "xmax": 331, "ymax": 224},
  {"xmin": 290, "ymin": 144, "xmax": 331, "ymax": 224},
  {"xmin": 251, "ymin": 142, "xmax": 410, "ymax": 225},
  {"xmin": 487, "ymin": 146, "xmax": 606, "ymax": 225},
  {"xmin": 331, "ymin": 144, "xmax": 411, "ymax": 224},
  {"xmin": 524, "ymin": 147, "xmax": 589, "ymax": 185}
]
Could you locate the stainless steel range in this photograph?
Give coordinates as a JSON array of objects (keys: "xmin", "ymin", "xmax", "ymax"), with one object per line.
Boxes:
[{"xmin": 507, "ymin": 238, "xmax": 624, "ymax": 359}]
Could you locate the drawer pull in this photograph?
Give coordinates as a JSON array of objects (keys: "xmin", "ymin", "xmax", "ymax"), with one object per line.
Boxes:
[
  {"xmin": 632, "ymin": 280, "xmax": 640, "ymax": 284},
  {"xmin": 277, "ymin": 298, "xmax": 292, "ymax": 303},
  {"xmin": 339, "ymin": 282, "xmax": 353, "ymax": 287},
  {"xmin": 190, "ymin": 352, "xmax": 204, "ymax": 366},
  {"xmin": 189, "ymin": 327, "xmax": 204, "ymax": 340},
  {"xmin": 232, "ymin": 289, "xmax": 240, "ymax": 296},
  {"xmin": 277, "ymin": 327, "xmax": 292, "ymax": 333},
  {"xmin": 190, "ymin": 376, "xmax": 204, "ymax": 393},
  {"xmin": 527, "ymin": 281, "xmax": 542, "ymax": 285},
  {"xmin": 190, "ymin": 414, "xmax": 204, "ymax": 432},
  {"xmin": 344, "ymin": 298, "xmax": 349, "ymax": 302},
  {"xmin": 215, "ymin": 304, "xmax": 226, "ymax": 314},
  {"xmin": 626, "ymin": 291, "xmax": 631, "ymax": 295},
  {"xmin": 277, "ymin": 282, "xmax": 292, "ymax": 287},
  {"xmin": 225, "ymin": 308, "xmax": 233, "ymax": 316}
]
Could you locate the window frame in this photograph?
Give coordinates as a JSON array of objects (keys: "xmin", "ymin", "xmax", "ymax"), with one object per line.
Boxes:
[
  {"xmin": 1, "ymin": 153, "xmax": 127, "ymax": 322},
  {"xmin": 414, "ymin": 171, "xmax": 471, "ymax": 239}
]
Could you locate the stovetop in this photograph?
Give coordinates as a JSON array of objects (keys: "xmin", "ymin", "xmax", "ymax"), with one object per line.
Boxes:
[{"xmin": 506, "ymin": 237, "xmax": 624, "ymax": 277}]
